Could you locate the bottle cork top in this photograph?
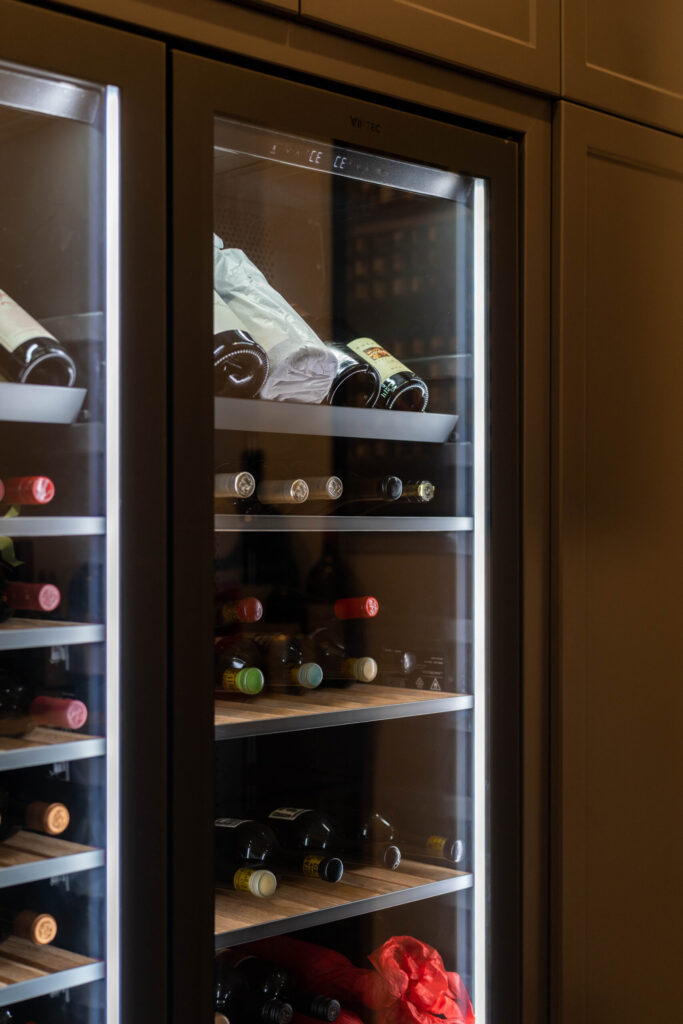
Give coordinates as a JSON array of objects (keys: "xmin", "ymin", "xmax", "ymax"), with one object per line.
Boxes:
[
  {"xmin": 14, "ymin": 910, "xmax": 58, "ymax": 945},
  {"xmin": 334, "ymin": 596, "xmax": 379, "ymax": 620},
  {"xmin": 236, "ymin": 597, "xmax": 263, "ymax": 623},
  {"xmin": 235, "ymin": 667, "xmax": 264, "ymax": 695},
  {"xmin": 25, "ymin": 801, "xmax": 70, "ymax": 836},
  {"xmin": 249, "ymin": 869, "xmax": 277, "ymax": 898},
  {"xmin": 296, "ymin": 663, "xmax": 323, "ymax": 689},
  {"xmin": 354, "ymin": 657, "xmax": 378, "ymax": 683},
  {"xmin": 29, "ymin": 696, "xmax": 88, "ymax": 730},
  {"xmin": 4, "ymin": 476, "xmax": 55, "ymax": 505}
]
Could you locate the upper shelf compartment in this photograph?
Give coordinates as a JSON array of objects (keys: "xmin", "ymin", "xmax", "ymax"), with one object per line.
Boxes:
[{"xmin": 215, "ymin": 397, "xmax": 458, "ymax": 444}]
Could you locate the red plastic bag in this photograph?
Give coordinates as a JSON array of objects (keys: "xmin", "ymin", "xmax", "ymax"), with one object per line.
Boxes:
[{"xmin": 369, "ymin": 937, "xmax": 475, "ymax": 1024}]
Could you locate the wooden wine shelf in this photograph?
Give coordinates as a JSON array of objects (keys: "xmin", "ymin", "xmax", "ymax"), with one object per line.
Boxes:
[
  {"xmin": 0, "ymin": 517, "xmax": 106, "ymax": 537},
  {"xmin": 0, "ymin": 619, "xmax": 105, "ymax": 652},
  {"xmin": 0, "ymin": 728, "xmax": 105, "ymax": 772},
  {"xmin": 215, "ymin": 684, "xmax": 473, "ymax": 739},
  {"xmin": 215, "ymin": 859, "xmax": 473, "ymax": 947},
  {"xmin": 0, "ymin": 832, "xmax": 104, "ymax": 889},
  {"xmin": 0, "ymin": 936, "xmax": 103, "ymax": 1008}
]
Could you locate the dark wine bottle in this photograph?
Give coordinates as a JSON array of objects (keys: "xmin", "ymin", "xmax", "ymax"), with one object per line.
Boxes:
[
  {"xmin": 304, "ymin": 477, "xmax": 343, "ymax": 502},
  {"xmin": 0, "ymin": 291, "xmax": 77, "ymax": 386},
  {"xmin": 378, "ymin": 648, "xmax": 417, "ymax": 675},
  {"xmin": 0, "ymin": 906, "xmax": 57, "ymax": 945},
  {"xmin": 0, "ymin": 476, "xmax": 55, "ymax": 506},
  {"xmin": 0, "ymin": 667, "xmax": 88, "ymax": 737},
  {"xmin": 0, "ymin": 579, "xmax": 60, "ymax": 623},
  {"xmin": 344, "ymin": 338, "xmax": 428, "ymax": 411},
  {"xmin": 221, "ymin": 952, "xmax": 341, "ymax": 1023},
  {"xmin": 401, "ymin": 480, "xmax": 436, "ymax": 503},
  {"xmin": 215, "ymin": 818, "xmax": 343, "ymax": 884},
  {"xmin": 215, "ymin": 957, "xmax": 293, "ymax": 1024},
  {"xmin": 339, "ymin": 475, "xmax": 402, "ymax": 503},
  {"xmin": 250, "ymin": 634, "xmax": 323, "ymax": 691},
  {"xmin": 309, "ymin": 628, "xmax": 377, "ymax": 685},
  {"xmin": 215, "ymin": 596, "xmax": 263, "ymax": 629},
  {"xmin": 286, "ymin": 992, "xmax": 341, "ymax": 1022},
  {"xmin": 213, "ymin": 291, "xmax": 270, "ymax": 399},
  {"xmin": 0, "ymin": 787, "xmax": 70, "ymax": 842},
  {"xmin": 329, "ymin": 808, "xmax": 402, "ymax": 871},
  {"xmin": 215, "ymin": 472, "xmax": 256, "ymax": 500},
  {"xmin": 256, "ymin": 479, "xmax": 309, "ymax": 506},
  {"xmin": 324, "ymin": 344, "xmax": 381, "ymax": 408},
  {"xmin": 399, "ymin": 830, "xmax": 464, "ymax": 864},
  {"xmin": 214, "ymin": 636, "xmax": 265, "ymax": 696}
]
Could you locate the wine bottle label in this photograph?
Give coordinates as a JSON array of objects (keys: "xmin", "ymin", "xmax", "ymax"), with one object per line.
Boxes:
[
  {"xmin": 268, "ymin": 807, "xmax": 313, "ymax": 821},
  {"xmin": 0, "ymin": 291, "xmax": 57, "ymax": 353},
  {"xmin": 426, "ymin": 835, "xmax": 448, "ymax": 855},
  {"xmin": 233, "ymin": 867, "xmax": 258, "ymax": 892},
  {"xmin": 302, "ymin": 854, "xmax": 325, "ymax": 878},
  {"xmin": 220, "ymin": 669, "xmax": 243, "ymax": 692},
  {"xmin": 214, "ymin": 291, "xmax": 248, "ymax": 335},
  {"xmin": 347, "ymin": 338, "xmax": 411, "ymax": 384},
  {"xmin": 215, "ymin": 817, "xmax": 252, "ymax": 828}
]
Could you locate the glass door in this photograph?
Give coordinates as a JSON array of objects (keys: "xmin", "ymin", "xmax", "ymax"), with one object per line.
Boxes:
[
  {"xmin": 0, "ymin": 5, "xmax": 166, "ymax": 1022},
  {"xmin": 172, "ymin": 53, "xmax": 519, "ymax": 1024}
]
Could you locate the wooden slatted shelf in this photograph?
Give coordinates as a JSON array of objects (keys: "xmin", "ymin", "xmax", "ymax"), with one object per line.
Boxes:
[
  {"xmin": 215, "ymin": 859, "xmax": 472, "ymax": 947},
  {"xmin": 0, "ymin": 728, "xmax": 105, "ymax": 772},
  {"xmin": 215, "ymin": 684, "xmax": 473, "ymax": 739},
  {"xmin": 0, "ymin": 832, "xmax": 104, "ymax": 888},
  {"xmin": 0, "ymin": 936, "xmax": 103, "ymax": 1007}
]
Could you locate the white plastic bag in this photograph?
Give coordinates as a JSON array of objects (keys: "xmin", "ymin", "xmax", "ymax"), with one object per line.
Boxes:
[{"xmin": 213, "ymin": 234, "xmax": 336, "ymax": 403}]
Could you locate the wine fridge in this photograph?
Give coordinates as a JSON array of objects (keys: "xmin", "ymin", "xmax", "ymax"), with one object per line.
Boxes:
[
  {"xmin": 0, "ymin": 3, "xmax": 166, "ymax": 1022},
  {"xmin": 172, "ymin": 54, "xmax": 520, "ymax": 1024}
]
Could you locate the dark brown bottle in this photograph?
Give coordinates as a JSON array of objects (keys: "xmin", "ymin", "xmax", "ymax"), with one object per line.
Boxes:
[
  {"xmin": 0, "ymin": 291, "xmax": 76, "ymax": 386},
  {"xmin": 215, "ymin": 955, "xmax": 293, "ymax": 1024},
  {"xmin": 344, "ymin": 338, "xmax": 428, "ymax": 411},
  {"xmin": 324, "ymin": 344, "xmax": 381, "ymax": 407},
  {"xmin": 0, "ymin": 579, "xmax": 60, "ymax": 623},
  {"xmin": 213, "ymin": 291, "xmax": 269, "ymax": 398}
]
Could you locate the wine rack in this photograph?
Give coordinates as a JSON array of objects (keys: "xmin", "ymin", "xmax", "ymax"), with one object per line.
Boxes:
[
  {"xmin": 0, "ymin": 833, "xmax": 103, "ymax": 889},
  {"xmin": 0, "ymin": 937, "xmax": 102, "ymax": 1009},
  {"xmin": 215, "ymin": 861, "xmax": 473, "ymax": 947}
]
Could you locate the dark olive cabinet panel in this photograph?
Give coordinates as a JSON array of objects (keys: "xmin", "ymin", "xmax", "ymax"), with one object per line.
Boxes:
[
  {"xmin": 563, "ymin": 0, "xmax": 683, "ymax": 134},
  {"xmin": 554, "ymin": 102, "xmax": 683, "ymax": 1024},
  {"xmin": 301, "ymin": 0, "xmax": 560, "ymax": 93}
]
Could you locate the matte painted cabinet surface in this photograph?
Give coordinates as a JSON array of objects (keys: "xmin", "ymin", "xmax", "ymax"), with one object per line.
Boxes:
[
  {"xmin": 563, "ymin": 0, "xmax": 683, "ymax": 134},
  {"xmin": 554, "ymin": 101, "xmax": 683, "ymax": 1024},
  {"xmin": 301, "ymin": 0, "xmax": 560, "ymax": 94}
]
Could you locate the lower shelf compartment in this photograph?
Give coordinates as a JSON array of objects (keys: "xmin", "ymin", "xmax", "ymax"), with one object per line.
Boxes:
[
  {"xmin": 0, "ymin": 936, "xmax": 103, "ymax": 1008},
  {"xmin": 215, "ymin": 685, "xmax": 473, "ymax": 739},
  {"xmin": 0, "ymin": 832, "xmax": 104, "ymax": 888},
  {"xmin": 215, "ymin": 860, "xmax": 473, "ymax": 947},
  {"xmin": 0, "ymin": 728, "xmax": 105, "ymax": 771}
]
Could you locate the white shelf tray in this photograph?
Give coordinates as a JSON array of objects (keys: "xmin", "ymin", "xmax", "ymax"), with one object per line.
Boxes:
[{"xmin": 0, "ymin": 382, "xmax": 86, "ymax": 424}]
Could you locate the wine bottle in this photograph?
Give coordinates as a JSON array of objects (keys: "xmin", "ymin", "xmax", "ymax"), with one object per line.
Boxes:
[
  {"xmin": 215, "ymin": 958, "xmax": 293, "ymax": 1024},
  {"xmin": 0, "ymin": 669, "xmax": 88, "ymax": 737},
  {"xmin": 215, "ymin": 1016, "xmax": 230, "ymax": 1024},
  {"xmin": 401, "ymin": 480, "xmax": 436, "ymax": 503},
  {"xmin": 215, "ymin": 596, "xmax": 263, "ymax": 629},
  {"xmin": 304, "ymin": 478, "xmax": 343, "ymax": 502},
  {"xmin": 0, "ymin": 906, "xmax": 57, "ymax": 945},
  {"xmin": 309, "ymin": 629, "xmax": 377, "ymax": 685},
  {"xmin": 215, "ymin": 472, "xmax": 256, "ymax": 500},
  {"xmin": 219, "ymin": 863, "xmax": 278, "ymax": 899},
  {"xmin": 339, "ymin": 475, "xmax": 402, "ymax": 503},
  {"xmin": 0, "ymin": 476, "xmax": 55, "ymax": 506},
  {"xmin": 333, "ymin": 597, "xmax": 379, "ymax": 621},
  {"xmin": 221, "ymin": 952, "xmax": 341, "ymax": 1023},
  {"xmin": 344, "ymin": 338, "xmax": 428, "ymax": 412},
  {"xmin": 256, "ymin": 479, "xmax": 309, "ymax": 506},
  {"xmin": 214, "ymin": 291, "xmax": 270, "ymax": 399},
  {"xmin": 398, "ymin": 830, "xmax": 464, "ymax": 865},
  {"xmin": 250, "ymin": 634, "xmax": 323, "ymax": 691},
  {"xmin": 329, "ymin": 808, "xmax": 401, "ymax": 871},
  {"xmin": 0, "ymin": 291, "xmax": 77, "ymax": 387},
  {"xmin": 214, "ymin": 636, "xmax": 265, "ymax": 696},
  {"xmin": 215, "ymin": 818, "xmax": 343, "ymax": 884},
  {"xmin": 0, "ymin": 787, "xmax": 70, "ymax": 842},
  {"xmin": 0, "ymin": 579, "xmax": 60, "ymax": 623},
  {"xmin": 378, "ymin": 648, "xmax": 417, "ymax": 675},
  {"xmin": 324, "ymin": 344, "xmax": 381, "ymax": 408}
]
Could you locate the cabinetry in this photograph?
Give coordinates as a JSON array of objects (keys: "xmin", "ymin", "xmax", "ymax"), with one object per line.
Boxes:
[
  {"xmin": 172, "ymin": 51, "xmax": 520, "ymax": 1024},
  {"xmin": 554, "ymin": 102, "xmax": 683, "ymax": 1023},
  {"xmin": 0, "ymin": 2, "xmax": 166, "ymax": 1022}
]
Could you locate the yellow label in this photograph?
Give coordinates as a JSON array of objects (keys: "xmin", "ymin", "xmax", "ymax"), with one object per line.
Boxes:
[
  {"xmin": 427, "ymin": 835, "xmax": 447, "ymax": 855},
  {"xmin": 220, "ymin": 603, "xmax": 238, "ymax": 625},
  {"xmin": 233, "ymin": 867, "xmax": 256, "ymax": 892},
  {"xmin": 221, "ymin": 669, "xmax": 240, "ymax": 691},
  {"xmin": 348, "ymin": 337, "xmax": 411, "ymax": 384},
  {"xmin": 303, "ymin": 854, "xmax": 325, "ymax": 878}
]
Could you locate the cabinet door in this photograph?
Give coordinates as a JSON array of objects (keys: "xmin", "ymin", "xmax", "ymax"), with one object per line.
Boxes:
[
  {"xmin": 301, "ymin": 0, "xmax": 559, "ymax": 93},
  {"xmin": 554, "ymin": 102, "xmax": 683, "ymax": 1024},
  {"xmin": 563, "ymin": 0, "xmax": 683, "ymax": 136}
]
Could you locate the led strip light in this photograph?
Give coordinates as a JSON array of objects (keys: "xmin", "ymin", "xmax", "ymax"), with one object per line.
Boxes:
[
  {"xmin": 105, "ymin": 83, "xmax": 121, "ymax": 1024},
  {"xmin": 472, "ymin": 177, "xmax": 488, "ymax": 1022}
]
